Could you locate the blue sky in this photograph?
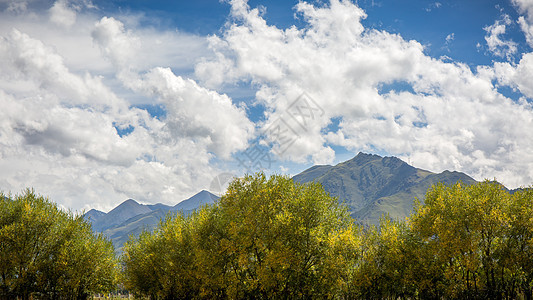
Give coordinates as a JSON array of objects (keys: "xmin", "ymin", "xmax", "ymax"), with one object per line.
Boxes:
[
  {"xmin": 93, "ymin": 0, "xmax": 527, "ymax": 62},
  {"xmin": 1, "ymin": 0, "xmax": 533, "ymax": 211}
]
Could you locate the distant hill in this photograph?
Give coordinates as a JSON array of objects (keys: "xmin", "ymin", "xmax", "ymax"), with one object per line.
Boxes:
[
  {"xmin": 85, "ymin": 190, "xmax": 219, "ymax": 252},
  {"xmin": 91, "ymin": 199, "xmax": 152, "ymax": 232},
  {"xmin": 83, "ymin": 208, "xmax": 105, "ymax": 223},
  {"xmin": 294, "ymin": 152, "xmax": 477, "ymax": 224},
  {"xmin": 173, "ymin": 190, "xmax": 217, "ymax": 211},
  {"xmin": 87, "ymin": 153, "xmax": 481, "ymax": 251},
  {"xmin": 103, "ymin": 209, "xmax": 168, "ymax": 253}
]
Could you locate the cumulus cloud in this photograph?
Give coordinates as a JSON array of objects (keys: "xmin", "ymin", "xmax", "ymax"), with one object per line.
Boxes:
[
  {"xmin": 49, "ymin": 0, "xmax": 77, "ymax": 27},
  {"xmin": 483, "ymin": 14, "xmax": 517, "ymax": 60},
  {"xmin": 513, "ymin": 0, "xmax": 533, "ymax": 47},
  {"xmin": 3, "ymin": 0, "xmax": 533, "ymax": 213},
  {"xmin": 493, "ymin": 53, "xmax": 533, "ymax": 99},
  {"xmin": 0, "ymin": 2, "xmax": 250, "ymax": 211},
  {"xmin": 91, "ymin": 17, "xmax": 254, "ymax": 159},
  {"xmin": 195, "ymin": 0, "xmax": 533, "ymax": 188},
  {"xmin": 0, "ymin": 30, "xmax": 222, "ymax": 211},
  {"xmin": 91, "ymin": 17, "xmax": 140, "ymax": 69}
]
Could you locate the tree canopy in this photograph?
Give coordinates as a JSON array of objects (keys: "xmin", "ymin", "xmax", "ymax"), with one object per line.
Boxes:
[
  {"xmin": 7, "ymin": 175, "xmax": 532, "ymax": 299},
  {"xmin": 122, "ymin": 173, "xmax": 358, "ymax": 299},
  {"xmin": 122, "ymin": 175, "xmax": 533, "ymax": 299},
  {"xmin": 0, "ymin": 189, "xmax": 118, "ymax": 299}
]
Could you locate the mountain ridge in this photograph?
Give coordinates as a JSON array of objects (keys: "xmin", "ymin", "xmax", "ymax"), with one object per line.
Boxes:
[
  {"xmin": 87, "ymin": 152, "xmax": 480, "ymax": 251},
  {"xmin": 84, "ymin": 190, "xmax": 220, "ymax": 252},
  {"xmin": 293, "ymin": 152, "xmax": 477, "ymax": 223}
]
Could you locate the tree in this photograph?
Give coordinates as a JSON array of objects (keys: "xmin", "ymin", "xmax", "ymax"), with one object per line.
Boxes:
[
  {"xmin": 504, "ymin": 188, "xmax": 533, "ymax": 299},
  {"xmin": 212, "ymin": 173, "xmax": 355, "ymax": 299},
  {"xmin": 122, "ymin": 173, "xmax": 359, "ymax": 299},
  {"xmin": 0, "ymin": 189, "xmax": 118, "ymax": 299},
  {"xmin": 410, "ymin": 180, "xmax": 512, "ymax": 298},
  {"xmin": 122, "ymin": 213, "xmax": 198, "ymax": 299}
]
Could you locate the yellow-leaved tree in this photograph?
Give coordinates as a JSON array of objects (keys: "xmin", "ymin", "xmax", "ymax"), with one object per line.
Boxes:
[
  {"xmin": 0, "ymin": 189, "xmax": 118, "ymax": 299},
  {"xmin": 122, "ymin": 173, "xmax": 360, "ymax": 299}
]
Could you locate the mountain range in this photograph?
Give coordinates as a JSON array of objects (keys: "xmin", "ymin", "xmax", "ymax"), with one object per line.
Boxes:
[
  {"xmin": 84, "ymin": 190, "xmax": 218, "ymax": 252},
  {"xmin": 85, "ymin": 152, "xmax": 482, "ymax": 252}
]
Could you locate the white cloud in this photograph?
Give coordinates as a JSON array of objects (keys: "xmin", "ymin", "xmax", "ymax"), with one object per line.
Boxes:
[
  {"xmin": 445, "ymin": 33, "xmax": 454, "ymax": 43},
  {"xmin": 49, "ymin": 0, "xmax": 77, "ymax": 28},
  {"xmin": 0, "ymin": 4, "xmax": 250, "ymax": 211},
  {"xmin": 513, "ymin": 0, "xmax": 533, "ymax": 47},
  {"xmin": 91, "ymin": 16, "xmax": 140, "ymax": 69},
  {"xmin": 483, "ymin": 14, "xmax": 517, "ymax": 60},
  {"xmin": 91, "ymin": 17, "xmax": 255, "ymax": 159},
  {"xmin": 493, "ymin": 53, "xmax": 533, "ymax": 99},
  {"xmin": 195, "ymin": 0, "xmax": 533, "ymax": 188},
  {"xmin": 3, "ymin": 0, "xmax": 533, "ymax": 214},
  {"xmin": 6, "ymin": 1, "xmax": 28, "ymax": 13},
  {"xmin": 513, "ymin": 0, "xmax": 533, "ymax": 23},
  {"xmin": 425, "ymin": 2, "xmax": 442, "ymax": 12}
]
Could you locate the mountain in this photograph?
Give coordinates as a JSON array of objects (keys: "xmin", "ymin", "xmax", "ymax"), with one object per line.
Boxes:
[
  {"xmin": 294, "ymin": 152, "xmax": 477, "ymax": 224},
  {"xmin": 91, "ymin": 199, "xmax": 152, "ymax": 232},
  {"xmin": 173, "ymin": 190, "xmax": 217, "ymax": 211},
  {"xmin": 147, "ymin": 203, "xmax": 173, "ymax": 211},
  {"xmin": 86, "ymin": 153, "xmax": 479, "ymax": 251},
  {"xmin": 85, "ymin": 190, "xmax": 219, "ymax": 252},
  {"xmin": 83, "ymin": 208, "xmax": 105, "ymax": 223},
  {"xmin": 103, "ymin": 209, "xmax": 168, "ymax": 253}
]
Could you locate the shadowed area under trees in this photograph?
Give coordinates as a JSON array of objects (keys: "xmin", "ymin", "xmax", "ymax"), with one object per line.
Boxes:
[{"xmin": 0, "ymin": 189, "xmax": 118, "ymax": 299}]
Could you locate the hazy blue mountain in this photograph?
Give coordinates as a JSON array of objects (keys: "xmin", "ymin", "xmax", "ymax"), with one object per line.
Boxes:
[
  {"xmin": 91, "ymin": 199, "xmax": 152, "ymax": 232},
  {"xmin": 85, "ymin": 190, "xmax": 219, "ymax": 252},
  {"xmin": 83, "ymin": 208, "xmax": 105, "ymax": 223},
  {"xmin": 147, "ymin": 203, "xmax": 173, "ymax": 211},
  {"xmin": 294, "ymin": 152, "xmax": 477, "ymax": 224},
  {"xmin": 103, "ymin": 209, "xmax": 168, "ymax": 253},
  {"xmin": 173, "ymin": 190, "xmax": 217, "ymax": 211}
]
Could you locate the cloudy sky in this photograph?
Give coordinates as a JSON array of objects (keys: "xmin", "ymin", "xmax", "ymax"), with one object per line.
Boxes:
[{"xmin": 1, "ymin": 0, "xmax": 533, "ymax": 212}]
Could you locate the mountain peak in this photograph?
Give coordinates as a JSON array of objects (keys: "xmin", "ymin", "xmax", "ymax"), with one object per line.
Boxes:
[
  {"xmin": 83, "ymin": 208, "xmax": 106, "ymax": 224},
  {"xmin": 92, "ymin": 198, "xmax": 151, "ymax": 232},
  {"xmin": 345, "ymin": 152, "xmax": 382, "ymax": 166},
  {"xmin": 86, "ymin": 208, "xmax": 104, "ymax": 214},
  {"xmin": 356, "ymin": 152, "xmax": 381, "ymax": 159},
  {"xmin": 122, "ymin": 198, "xmax": 139, "ymax": 205},
  {"xmin": 173, "ymin": 190, "xmax": 219, "ymax": 211},
  {"xmin": 293, "ymin": 152, "xmax": 477, "ymax": 224}
]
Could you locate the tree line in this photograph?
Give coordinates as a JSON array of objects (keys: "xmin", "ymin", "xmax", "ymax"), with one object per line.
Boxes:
[{"xmin": 2, "ymin": 174, "xmax": 533, "ymax": 299}]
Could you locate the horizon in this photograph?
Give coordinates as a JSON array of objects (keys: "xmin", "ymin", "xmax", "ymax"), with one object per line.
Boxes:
[
  {"xmin": 1, "ymin": 0, "xmax": 533, "ymax": 212},
  {"xmin": 86, "ymin": 151, "xmax": 515, "ymax": 214}
]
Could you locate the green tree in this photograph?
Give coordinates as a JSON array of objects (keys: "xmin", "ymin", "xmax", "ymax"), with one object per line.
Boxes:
[
  {"xmin": 504, "ymin": 188, "xmax": 533, "ymax": 299},
  {"xmin": 213, "ymin": 173, "xmax": 355, "ymax": 299},
  {"xmin": 0, "ymin": 189, "xmax": 118, "ymax": 299},
  {"xmin": 346, "ymin": 218, "xmax": 431, "ymax": 299},
  {"xmin": 122, "ymin": 173, "xmax": 358, "ymax": 299},
  {"xmin": 410, "ymin": 180, "xmax": 512, "ymax": 298},
  {"xmin": 122, "ymin": 213, "xmax": 198, "ymax": 299}
]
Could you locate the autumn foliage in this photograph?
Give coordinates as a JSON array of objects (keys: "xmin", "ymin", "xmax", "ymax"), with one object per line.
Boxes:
[
  {"xmin": 122, "ymin": 173, "xmax": 357, "ymax": 298},
  {"xmin": 3, "ymin": 175, "xmax": 533, "ymax": 299},
  {"xmin": 122, "ymin": 174, "xmax": 533, "ymax": 299},
  {"xmin": 0, "ymin": 189, "xmax": 118, "ymax": 299}
]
